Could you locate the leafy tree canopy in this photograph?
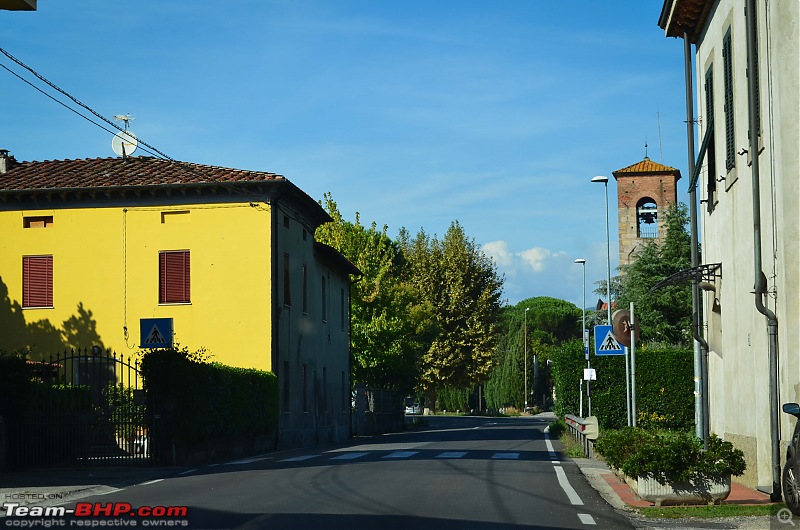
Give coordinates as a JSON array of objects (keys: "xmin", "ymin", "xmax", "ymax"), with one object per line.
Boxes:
[{"xmin": 616, "ymin": 202, "xmax": 694, "ymax": 347}]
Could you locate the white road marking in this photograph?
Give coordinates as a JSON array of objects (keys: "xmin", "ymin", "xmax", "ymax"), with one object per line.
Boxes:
[
  {"xmin": 227, "ymin": 456, "xmax": 272, "ymax": 465},
  {"xmin": 491, "ymin": 452, "xmax": 519, "ymax": 459},
  {"xmin": 139, "ymin": 479, "xmax": 163, "ymax": 486},
  {"xmin": 280, "ymin": 455, "xmax": 319, "ymax": 462},
  {"xmin": 330, "ymin": 452, "xmax": 370, "ymax": 460},
  {"xmin": 383, "ymin": 451, "xmax": 419, "ymax": 459},
  {"xmin": 94, "ymin": 488, "xmax": 121, "ymax": 495},
  {"xmin": 436, "ymin": 451, "xmax": 468, "ymax": 459},
  {"xmin": 554, "ymin": 465, "xmax": 584, "ymax": 506},
  {"xmin": 578, "ymin": 513, "xmax": 596, "ymax": 525},
  {"xmin": 179, "ymin": 469, "xmax": 197, "ymax": 475},
  {"xmin": 544, "ymin": 435, "xmax": 559, "ymax": 460}
]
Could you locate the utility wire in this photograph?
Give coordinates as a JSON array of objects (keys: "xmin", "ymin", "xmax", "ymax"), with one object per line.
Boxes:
[
  {"xmin": 0, "ymin": 47, "xmax": 284, "ymax": 203},
  {"xmin": 0, "ymin": 46, "xmax": 173, "ymax": 161}
]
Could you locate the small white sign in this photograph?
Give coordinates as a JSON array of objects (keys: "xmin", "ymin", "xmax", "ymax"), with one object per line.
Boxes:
[{"xmin": 583, "ymin": 368, "xmax": 597, "ymax": 381}]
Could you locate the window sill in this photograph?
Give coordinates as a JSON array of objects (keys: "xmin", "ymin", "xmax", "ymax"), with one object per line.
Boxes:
[
  {"xmin": 158, "ymin": 302, "xmax": 191, "ymax": 306},
  {"xmin": 22, "ymin": 306, "xmax": 54, "ymax": 310}
]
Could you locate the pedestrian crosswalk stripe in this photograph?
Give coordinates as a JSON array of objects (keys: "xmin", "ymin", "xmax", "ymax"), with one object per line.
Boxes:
[
  {"xmin": 330, "ymin": 452, "xmax": 370, "ymax": 460},
  {"xmin": 383, "ymin": 451, "xmax": 419, "ymax": 459},
  {"xmin": 280, "ymin": 455, "xmax": 319, "ymax": 462},
  {"xmin": 491, "ymin": 452, "xmax": 519, "ymax": 459},
  {"xmin": 436, "ymin": 451, "xmax": 468, "ymax": 459}
]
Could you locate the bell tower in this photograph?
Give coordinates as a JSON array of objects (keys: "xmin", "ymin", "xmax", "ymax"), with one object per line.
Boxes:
[{"xmin": 612, "ymin": 157, "xmax": 681, "ymax": 269}]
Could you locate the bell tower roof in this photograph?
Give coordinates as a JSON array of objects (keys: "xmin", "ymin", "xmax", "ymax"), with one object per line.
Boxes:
[{"xmin": 612, "ymin": 157, "xmax": 681, "ymax": 179}]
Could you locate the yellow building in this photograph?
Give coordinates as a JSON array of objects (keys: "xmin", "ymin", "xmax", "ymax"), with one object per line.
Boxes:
[{"xmin": 0, "ymin": 150, "xmax": 358, "ymax": 446}]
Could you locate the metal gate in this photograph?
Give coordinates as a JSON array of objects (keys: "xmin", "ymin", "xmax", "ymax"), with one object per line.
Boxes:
[{"xmin": 10, "ymin": 348, "xmax": 150, "ymax": 469}]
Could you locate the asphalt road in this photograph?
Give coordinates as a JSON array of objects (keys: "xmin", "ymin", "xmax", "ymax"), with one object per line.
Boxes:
[{"xmin": 53, "ymin": 415, "xmax": 634, "ymax": 529}]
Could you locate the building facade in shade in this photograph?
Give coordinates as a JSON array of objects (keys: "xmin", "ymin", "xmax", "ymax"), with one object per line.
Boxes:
[
  {"xmin": 659, "ymin": 0, "xmax": 799, "ymax": 492},
  {"xmin": 0, "ymin": 151, "xmax": 359, "ymax": 446},
  {"xmin": 612, "ymin": 157, "xmax": 681, "ymax": 269}
]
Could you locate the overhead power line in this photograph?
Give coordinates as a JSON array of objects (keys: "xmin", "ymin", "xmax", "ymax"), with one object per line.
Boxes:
[
  {"xmin": 0, "ymin": 46, "xmax": 173, "ymax": 161},
  {"xmin": 0, "ymin": 47, "xmax": 281, "ymax": 203}
]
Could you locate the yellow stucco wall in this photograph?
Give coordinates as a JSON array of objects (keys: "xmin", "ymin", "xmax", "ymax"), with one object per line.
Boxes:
[{"xmin": 0, "ymin": 201, "xmax": 273, "ymax": 371}]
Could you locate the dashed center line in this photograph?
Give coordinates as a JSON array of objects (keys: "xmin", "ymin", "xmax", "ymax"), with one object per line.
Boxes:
[{"xmin": 578, "ymin": 513, "xmax": 596, "ymax": 525}]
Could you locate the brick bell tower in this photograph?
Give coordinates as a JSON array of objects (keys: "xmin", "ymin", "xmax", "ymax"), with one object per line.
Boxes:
[{"xmin": 612, "ymin": 156, "xmax": 681, "ymax": 269}]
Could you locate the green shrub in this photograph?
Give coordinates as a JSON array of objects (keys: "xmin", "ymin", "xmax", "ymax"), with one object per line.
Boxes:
[
  {"xmin": 141, "ymin": 348, "xmax": 278, "ymax": 447},
  {"xmin": 596, "ymin": 427, "xmax": 746, "ymax": 484},
  {"xmin": 547, "ymin": 419, "xmax": 566, "ymax": 438}
]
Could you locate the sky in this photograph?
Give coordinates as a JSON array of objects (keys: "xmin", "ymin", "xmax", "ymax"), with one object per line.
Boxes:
[{"xmin": 1, "ymin": 1, "xmax": 694, "ymax": 308}]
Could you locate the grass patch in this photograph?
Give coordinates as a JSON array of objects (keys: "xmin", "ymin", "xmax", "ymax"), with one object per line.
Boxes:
[
  {"xmin": 637, "ymin": 503, "xmax": 781, "ymax": 519},
  {"xmin": 547, "ymin": 419, "xmax": 589, "ymax": 459}
]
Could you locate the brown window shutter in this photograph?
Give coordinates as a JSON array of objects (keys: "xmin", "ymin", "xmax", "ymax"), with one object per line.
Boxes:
[
  {"xmin": 23, "ymin": 255, "xmax": 53, "ymax": 308},
  {"xmin": 159, "ymin": 251, "xmax": 190, "ymax": 303}
]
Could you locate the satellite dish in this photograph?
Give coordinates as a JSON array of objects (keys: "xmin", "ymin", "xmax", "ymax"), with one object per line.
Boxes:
[{"xmin": 111, "ymin": 130, "xmax": 138, "ymax": 157}]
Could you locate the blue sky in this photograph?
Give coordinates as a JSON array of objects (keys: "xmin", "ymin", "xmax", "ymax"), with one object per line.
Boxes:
[{"xmin": 1, "ymin": 1, "xmax": 692, "ymax": 307}]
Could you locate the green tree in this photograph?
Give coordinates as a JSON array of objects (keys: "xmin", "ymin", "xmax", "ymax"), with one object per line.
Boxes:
[
  {"xmin": 484, "ymin": 298, "xmax": 579, "ymax": 411},
  {"xmin": 616, "ymin": 202, "xmax": 694, "ymax": 347},
  {"xmin": 316, "ymin": 194, "xmax": 434, "ymax": 392},
  {"xmin": 400, "ymin": 222, "xmax": 504, "ymax": 405}
]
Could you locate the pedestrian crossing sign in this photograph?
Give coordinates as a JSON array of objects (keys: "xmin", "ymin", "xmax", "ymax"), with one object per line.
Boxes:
[
  {"xmin": 594, "ymin": 325, "xmax": 624, "ymax": 356},
  {"xmin": 140, "ymin": 318, "xmax": 173, "ymax": 348}
]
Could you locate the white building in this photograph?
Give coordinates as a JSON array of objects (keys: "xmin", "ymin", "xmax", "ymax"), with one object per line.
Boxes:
[{"xmin": 659, "ymin": 0, "xmax": 799, "ymax": 495}]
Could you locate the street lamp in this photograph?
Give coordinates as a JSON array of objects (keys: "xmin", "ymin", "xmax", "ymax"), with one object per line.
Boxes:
[
  {"xmin": 575, "ymin": 259, "xmax": 589, "ymax": 415},
  {"xmin": 591, "ymin": 175, "xmax": 612, "ymax": 325},
  {"xmin": 524, "ymin": 307, "xmax": 530, "ymax": 411}
]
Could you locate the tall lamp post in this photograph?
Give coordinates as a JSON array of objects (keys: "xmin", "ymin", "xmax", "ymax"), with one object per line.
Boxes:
[
  {"xmin": 524, "ymin": 307, "xmax": 530, "ymax": 411},
  {"xmin": 575, "ymin": 259, "xmax": 588, "ymax": 415},
  {"xmin": 593, "ymin": 174, "xmax": 631, "ymax": 425},
  {"xmin": 591, "ymin": 175, "xmax": 612, "ymax": 324}
]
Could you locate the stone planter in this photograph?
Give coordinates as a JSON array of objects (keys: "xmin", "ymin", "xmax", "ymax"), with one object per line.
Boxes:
[{"xmin": 624, "ymin": 473, "xmax": 732, "ymax": 507}]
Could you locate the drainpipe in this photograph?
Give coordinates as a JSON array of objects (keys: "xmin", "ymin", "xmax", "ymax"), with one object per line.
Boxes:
[
  {"xmin": 745, "ymin": 0, "xmax": 781, "ymax": 502},
  {"xmin": 682, "ymin": 32, "xmax": 709, "ymax": 446}
]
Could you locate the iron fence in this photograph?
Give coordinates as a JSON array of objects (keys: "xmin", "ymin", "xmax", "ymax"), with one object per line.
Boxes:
[{"xmin": 7, "ymin": 348, "xmax": 150, "ymax": 469}]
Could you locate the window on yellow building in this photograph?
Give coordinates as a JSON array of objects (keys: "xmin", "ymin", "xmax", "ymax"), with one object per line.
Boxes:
[
  {"xmin": 22, "ymin": 255, "xmax": 53, "ymax": 308},
  {"xmin": 24, "ymin": 216, "xmax": 53, "ymax": 228},
  {"xmin": 159, "ymin": 250, "xmax": 190, "ymax": 304}
]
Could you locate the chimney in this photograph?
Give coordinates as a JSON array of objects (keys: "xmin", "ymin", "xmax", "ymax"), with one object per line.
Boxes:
[{"xmin": 0, "ymin": 149, "xmax": 13, "ymax": 174}]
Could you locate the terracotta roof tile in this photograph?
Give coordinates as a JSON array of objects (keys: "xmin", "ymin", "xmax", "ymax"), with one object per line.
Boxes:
[
  {"xmin": 612, "ymin": 157, "xmax": 681, "ymax": 179},
  {"xmin": 0, "ymin": 156, "xmax": 284, "ymax": 191}
]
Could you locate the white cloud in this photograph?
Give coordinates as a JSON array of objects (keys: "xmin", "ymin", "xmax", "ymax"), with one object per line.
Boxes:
[{"xmin": 482, "ymin": 240, "xmax": 514, "ymax": 268}]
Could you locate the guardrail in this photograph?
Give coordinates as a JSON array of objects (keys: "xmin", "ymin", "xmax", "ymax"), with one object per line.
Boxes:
[{"xmin": 564, "ymin": 414, "xmax": 599, "ymax": 458}]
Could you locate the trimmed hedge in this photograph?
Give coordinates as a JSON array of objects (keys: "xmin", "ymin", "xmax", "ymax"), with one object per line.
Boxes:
[
  {"xmin": 140, "ymin": 348, "xmax": 278, "ymax": 447},
  {"xmin": 551, "ymin": 339, "xmax": 693, "ymax": 430}
]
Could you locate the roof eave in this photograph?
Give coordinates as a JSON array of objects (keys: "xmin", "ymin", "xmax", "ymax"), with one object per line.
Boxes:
[{"xmin": 658, "ymin": 0, "xmax": 714, "ymax": 43}]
